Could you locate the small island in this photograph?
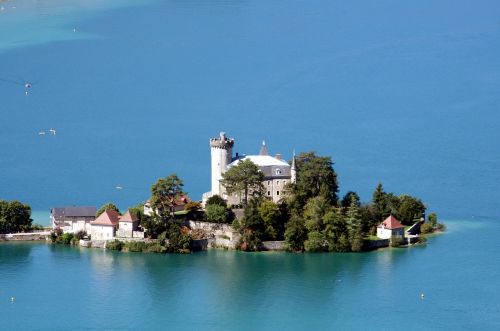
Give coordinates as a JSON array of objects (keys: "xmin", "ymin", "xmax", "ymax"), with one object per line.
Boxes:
[{"xmin": 1, "ymin": 132, "xmax": 445, "ymax": 253}]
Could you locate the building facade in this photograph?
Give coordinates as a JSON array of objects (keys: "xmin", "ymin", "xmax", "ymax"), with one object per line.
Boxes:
[
  {"xmin": 51, "ymin": 206, "xmax": 96, "ymax": 233},
  {"xmin": 90, "ymin": 209, "xmax": 120, "ymax": 240},
  {"xmin": 203, "ymin": 132, "xmax": 296, "ymax": 204},
  {"xmin": 116, "ymin": 210, "xmax": 139, "ymax": 238},
  {"xmin": 377, "ymin": 215, "xmax": 405, "ymax": 239}
]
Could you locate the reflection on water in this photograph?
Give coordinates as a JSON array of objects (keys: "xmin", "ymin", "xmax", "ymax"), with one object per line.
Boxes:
[{"xmin": 1, "ymin": 221, "xmax": 500, "ymax": 330}]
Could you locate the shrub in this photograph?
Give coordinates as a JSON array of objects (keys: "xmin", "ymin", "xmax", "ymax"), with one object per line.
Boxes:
[
  {"xmin": 304, "ymin": 231, "xmax": 325, "ymax": 252},
  {"xmin": 205, "ymin": 204, "xmax": 229, "ymax": 223},
  {"xmin": 427, "ymin": 213, "xmax": 438, "ymax": 227},
  {"xmin": 124, "ymin": 241, "xmax": 146, "ymax": 252},
  {"xmin": 436, "ymin": 223, "xmax": 446, "ymax": 231},
  {"xmin": 58, "ymin": 233, "xmax": 74, "ymax": 245},
  {"xmin": 144, "ymin": 243, "xmax": 166, "ymax": 253},
  {"xmin": 74, "ymin": 230, "xmax": 87, "ymax": 240},
  {"xmin": 206, "ymin": 195, "xmax": 227, "ymax": 207},
  {"xmin": 50, "ymin": 228, "xmax": 63, "ymax": 243},
  {"xmin": 106, "ymin": 240, "xmax": 123, "ymax": 250},
  {"xmin": 420, "ymin": 223, "xmax": 434, "ymax": 234}
]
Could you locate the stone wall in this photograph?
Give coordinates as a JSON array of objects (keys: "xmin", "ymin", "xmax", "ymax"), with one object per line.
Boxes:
[
  {"xmin": 188, "ymin": 221, "xmax": 240, "ymax": 249},
  {"xmin": 262, "ymin": 241, "xmax": 286, "ymax": 251},
  {"xmin": 363, "ymin": 239, "xmax": 389, "ymax": 250},
  {"xmin": 0, "ymin": 232, "xmax": 50, "ymax": 241}
]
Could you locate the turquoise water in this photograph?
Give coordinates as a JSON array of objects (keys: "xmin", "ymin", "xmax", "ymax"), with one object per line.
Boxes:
[
  {"xmin": 0, "ymin": 0, "xmax": 499, "ymax": 221},
  {"xmin": 1, "ymin": 219, "xmax": 500, "ymax": 330},
  {"xmin": 1, "ymin": 1, "xmax": 500, "ymax": 329}
]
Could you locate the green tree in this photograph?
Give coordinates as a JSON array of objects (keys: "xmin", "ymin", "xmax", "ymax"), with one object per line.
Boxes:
[
  {"xmin": 292, "ymin": 152, "xmax": 339, "ymax": 207},
  {"xmin": 304, "ymin": 231, "xmax": 325, "ymax": 252},
  {"xmin": 372, "ymin": 183, "xmax": 388, "ymax": 222},
  {"xmin": 303, "ymin": 196, "xmax": 331, "ymax": 233},
  {"xmin": 284, "ymin": 214, "xmax": 307, "ymax": 252},
  {"xmin": 323, "ymin": 207, "xmax": 349, "ymax": 252},
  {"xmin": 140, "ymin": 214, "xmax": 166, "ymax": 239},
  {"xmin": 205, "ymin": 204, "xmax": 230, "ymax": 223},
  {"xmin": 221, "ymin": 159, "xmax": 264, "ymax": 206},
  {"xmin": 258, "ymin": 199, "xmax": 280, "ymax": 240},
  {"xmin": 150, "ymin": 174, "xmax": 185, "ymax": 220},
  {"xmin": 346, "ymin": 195, "xmax": 364, "ymax": 252},
  {"xmin": 0, "ymin": 200, "xmax": 32, "ymax": 234},
  {"xmin": 396, "ymin": 195, "xmax": 426, "ymax": 225},
  {"xmin": 205, "ymin": 195, "xmax": 227, "ymax": 208},
  {"xmin": 96, "ymin": 203, "xmax": 120, "ymax": 217},
  {"xmin": 341, "ymin": 191, "xmax": 360, "ymax": 208},
  {"xmin": 428, "ymin": 212, "xmax": 438, "ymax": 227},
  {"xmin": 236, "ymin": 198, "xmax": 266, "ymax": 251}
]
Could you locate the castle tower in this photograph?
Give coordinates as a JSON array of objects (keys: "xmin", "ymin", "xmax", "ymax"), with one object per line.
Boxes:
[
  {"xmin": 210, "ymin": 132, "xmax": 234, "ymax": 197},
  {"xmin": 291, "ymin": 151, "xmax": 297, "ymax": 184}
]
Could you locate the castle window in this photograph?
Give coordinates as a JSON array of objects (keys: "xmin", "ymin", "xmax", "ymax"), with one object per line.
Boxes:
[
  {"xmin": 268, "ymin": 181, "xmax": 270, "ymax": 185},
  {"xmin": 277, "ymin": 191, "xmax": 280, "ymax": 195},
  {"xmin": 276, "ymin": 169, "xmax": 282, "ymax": 175},
  {"xmin": 277, "ymin": 181, "xmax": 280, "ymax": 185},
  {"xmin": 267, "ymin": 191, "xmax": 271, "ymax": 196}
]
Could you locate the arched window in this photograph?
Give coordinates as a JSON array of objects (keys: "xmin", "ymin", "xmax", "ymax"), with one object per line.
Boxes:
[{"xmin": 275, "ymin": 168, "xmax": 282, "ymax": 175}]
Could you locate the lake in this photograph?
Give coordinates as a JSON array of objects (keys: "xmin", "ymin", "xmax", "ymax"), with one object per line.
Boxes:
[
  {"xmin": 0, "ymin": 0, "xmax": 499, "ymax": 221},
  {"xmin": 1, "ymin": 219, "xmax": 500, "ymax": 330},
  {"xmin": 1, "ymin": 0, "xmax": 499, "ymax": 329}
]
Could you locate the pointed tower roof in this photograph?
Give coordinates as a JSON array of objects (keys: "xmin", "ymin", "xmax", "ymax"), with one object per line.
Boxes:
[
  {"xmin": 380, "ymin": 215, "xmax": 404, "ymax": 229},
  {"xmin": 119, "ymin": 210, "xmax": 138, "ymax": 223},
  {"xmin": 91, "ymin": 209, "xmax": 120, "ymax": 226},
  {"xmin": 259, "ymin": 140, "xmax": 269, "ymax": 156},
  {"xmin": 291, "ymin": 150, "xmax": 296, "ymax": 170}
]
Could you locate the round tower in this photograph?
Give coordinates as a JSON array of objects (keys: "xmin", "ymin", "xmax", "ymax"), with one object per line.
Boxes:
[{"xmin": 210, "ymin": 132, "xmax": 234, "ymax": 196}]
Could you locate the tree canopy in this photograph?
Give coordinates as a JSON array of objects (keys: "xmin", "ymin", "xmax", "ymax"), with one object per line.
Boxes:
[
  {"xmin": 150, "ymin": 174, "xmax": 185, "ymax": 219},
  {"xmin": 290, "ymin": 152, "xmax": 339, "ymax": 208},
  {"xmin": 96, "ymin": 203, "xmax": 120, "ymax": 217},
  {"xmin": 0, "ymin": 200, "xmax": 32, "ymax": 234},
  {"xmin": 221, "ymin": 159, "xmax": 264, "ymax": 206}
]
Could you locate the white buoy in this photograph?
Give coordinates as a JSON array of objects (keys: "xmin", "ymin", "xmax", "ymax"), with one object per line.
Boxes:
[
  {"xmin": 420, "ymin": 293, "xmax": 425, "ymax": 299},
  {"xmin": 10, "ymin": 296, "xmax": 15, "ymax": 302}
]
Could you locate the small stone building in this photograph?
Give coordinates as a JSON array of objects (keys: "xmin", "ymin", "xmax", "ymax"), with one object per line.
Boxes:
[
  {"xmin": 90, "ymin": 209, "xmax": 120, "ymax": 240},
  {"xmin": 117, "ymin": 210, "xmax": 139, "ymax": 238},
  {"xmin": 377, "ymin": 215, "xmax": 405, "ymax": 239}
]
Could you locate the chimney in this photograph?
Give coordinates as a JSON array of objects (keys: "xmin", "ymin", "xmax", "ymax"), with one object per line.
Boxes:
[{"xmin": 275, "ymin": 153, "xmax": 282, "ymax": 160}]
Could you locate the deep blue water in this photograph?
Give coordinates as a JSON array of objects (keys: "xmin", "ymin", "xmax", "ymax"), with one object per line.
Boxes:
[
  {"xmin": 1, "ymin": 2, "xmax": 500, "ymax": 329},
  {"xmin": 0, "ymin": 0, "xmax": 498, "ymax": 221},
  {"xmin": 1, "ymin": 219, "xmax": 500, "ymax": 330}
]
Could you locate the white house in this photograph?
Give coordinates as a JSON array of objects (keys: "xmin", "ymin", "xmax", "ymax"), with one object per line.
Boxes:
[
  {"xmin": 90, "ymin": 209, "xmax": 120, "ymax": 240},
  {"xmin": 117, "ymin": 210, "xmax": 139, "ymax": 238},
  {"xmin": 50, "ymin": 206, "xmax": 96, "ymax": 233},
  {"xmin": 377, "ymin": 215, "xmax": 405, "ymax": 239}
]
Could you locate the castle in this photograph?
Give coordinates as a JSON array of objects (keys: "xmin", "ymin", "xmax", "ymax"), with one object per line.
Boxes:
[{"xmin": 203, "ymin": 132, "xmax": 296, "ymax": 205}]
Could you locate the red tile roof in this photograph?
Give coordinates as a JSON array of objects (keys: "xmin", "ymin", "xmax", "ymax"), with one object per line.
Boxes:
[
  {"xmin": 90, "ymin": 209, "xmax": 120, "ymax": 226},
  {"xmin": 380, "ymin": 215, "xmax": 404, "ymax": 229},
  {"xmin": 119, "ymin": 210, "xmax": 138, "ymax": 222}
]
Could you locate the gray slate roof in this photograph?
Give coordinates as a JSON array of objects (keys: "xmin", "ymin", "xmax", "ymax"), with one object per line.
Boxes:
[{"xmin": 51, "ymin": 206, "xmax": 96, "ymax": 220}]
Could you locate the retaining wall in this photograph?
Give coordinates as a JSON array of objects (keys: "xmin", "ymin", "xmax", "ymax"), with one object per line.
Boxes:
[{"xmin": 0, "ymin": 232, "xmax": 50, "ymax": 241}]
